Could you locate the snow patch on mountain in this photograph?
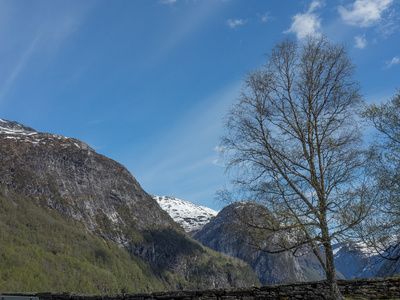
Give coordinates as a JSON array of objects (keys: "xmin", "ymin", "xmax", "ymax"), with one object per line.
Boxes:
[
  {"xmin": 151, "ymin": 195, "xmax": 218, "ymax": 235},
  {"xmin": 0, "ymin": 118, "xmax": 92, "ymax": 151},
  {"xmin": 0, "ymin": 118, "xmax": 37, "ymax": 135},
  {"xmin": 333, "ymin": 242, "xmax": 384, "ymax": 279}
]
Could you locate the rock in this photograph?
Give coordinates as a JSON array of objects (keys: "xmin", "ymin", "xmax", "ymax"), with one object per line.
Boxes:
[
  {"xmin": 193, "ymin": 202, "xmax": 307, "ymax": 285},
  {"xmin": 0, "ymin": 118, "xmax": 260, "ymax": 290}
]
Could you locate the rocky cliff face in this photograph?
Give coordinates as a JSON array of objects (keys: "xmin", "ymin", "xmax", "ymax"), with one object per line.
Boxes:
[
  {"xmin": 0, "ymin": 118, "xmax": 260, "ymax": 290},
  {"xmin": 151, "ymin": 195, "xmax": 218, "ymax": 236},
  {"xmin": 193, "ymin": 203, "xmax": 307, "ymax": 285},
  {"xmin": 0, "ymin": 119, "xmax": 168, "ymax": 239}
]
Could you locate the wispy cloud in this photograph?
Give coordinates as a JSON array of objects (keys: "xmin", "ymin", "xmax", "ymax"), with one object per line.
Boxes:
[
  {"xmin": 227, "ymin": 19, "xmax": 247, "ymax": 29},
  {"xmin": 284, "ymin": 0, "xmax": 325, "ymax": 39},
  {"xmin": 338, "ymin": 0, "xmax": 394, "ymax": 27},
  {"xmin": 385, "ymin": 56, "xmax": 400, "ymax": 68},
  {"xmin": 130, "ymin": 81, "xmax": 242, "ymax": 207},
  {"xmin": 147, "ymin": 1, "xmax": 226, "ymax": 69},
  {"xmin": 39, "ymin": 3, "xmax": 92, "ymax": 53},
  {"xmin": 354, "ymin": 34, "xmax": 367, "ymax": 48},
  {"xmin": 0, "ymin": 2, "xmax": 91, "ymax": 104},
  {"xmin": 0, "ymin": 36, "xmax": 40, "ymax": 103},
  {"xmin": 376, "ymin": 7, "xmax": 400, "ymax": 37},
  {"xmin": 159, "ymin": 0, "xmax": 177, "ymax": 4},
  {"xmin": 261, "ymin": 11, "xmax": 272, "ymax": 23}
]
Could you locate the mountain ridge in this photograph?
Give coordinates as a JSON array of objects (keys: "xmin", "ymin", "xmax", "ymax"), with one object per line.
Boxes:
[{"xmin": 0, "ymin": 118, "xmax": 260, "ymax": 292}]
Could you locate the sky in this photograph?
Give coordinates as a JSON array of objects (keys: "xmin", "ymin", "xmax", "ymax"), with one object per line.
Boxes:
[{"xmin": 0, "ymin": 0, "xmax": 399, "ymax": 210}]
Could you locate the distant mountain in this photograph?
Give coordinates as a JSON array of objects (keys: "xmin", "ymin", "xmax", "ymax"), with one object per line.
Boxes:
[
  {"xmin": 0, "ymin": 118, "xmax": 260, "ymax": 292},
  {"xmin": 152, "ymin": 196, "xmax": 338, "ymax": 284},
  {"xmin": 193, "ymin": 202, "xmax": 308, "ymax": 285},
  {"xmin": 332, "ymin": 241, "xmax": 400, "ymax": 279},
  {"xmin": 150, "ymin": 189, "xmax": 399, "ymax": 283},
  {"xmin": 151, "ymin": 195, "xmax": 218, "ymax": 236},
  {"xmin": 149, "ymin": 176, "xmax": 400, "ymax": 284},
  {"xmin": 150, "ymin": 184, "xmax": 400, "ymax": 283},
  {"xmin": 332, "ymin": 243, "xmax": 377, "ymax": 279}
]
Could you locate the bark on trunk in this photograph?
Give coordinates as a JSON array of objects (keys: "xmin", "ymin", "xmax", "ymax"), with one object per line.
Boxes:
[{"xmin": 324, "ymin": 243, "xmax": 345, "ymax": 300}]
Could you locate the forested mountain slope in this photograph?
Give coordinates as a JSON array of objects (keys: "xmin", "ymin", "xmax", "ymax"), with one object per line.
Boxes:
[{"xmin": 0, "ymin": 118, "xmax": 259, "ymax": 292}]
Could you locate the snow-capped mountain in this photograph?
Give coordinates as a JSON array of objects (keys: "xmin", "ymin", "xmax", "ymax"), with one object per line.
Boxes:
[
  {"xmin": 333, "ymin": 240, "xmax": 400, "ymax": 278},
  {"xmin": 333, "ymin": 243, "xmax": 377, "ymax": 279},
  {"xmin": 0, "ymin": 118, "xmax": 92, "ymax": 150},
  {"xmin": 151, "ymin": 195, "xmax": 218, "ymax": 235},
  {"xmin": 0, "ymin": 118, "xmax": 37, "ymax": 134}
]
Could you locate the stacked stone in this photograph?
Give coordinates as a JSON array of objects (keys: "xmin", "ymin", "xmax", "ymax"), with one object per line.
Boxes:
[{"xmin": 2, "ymin": 277, "xmax": 400, "ymax": 300}]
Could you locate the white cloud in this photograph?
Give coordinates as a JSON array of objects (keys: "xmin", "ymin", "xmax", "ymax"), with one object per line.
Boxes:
[
  {"xmin": 385, "ymin": 56, "xmax": 400, "ymax": 68},
  {"xmin": 354, "ymin": 34, "xmax": 367, "ymax": 48},
  {"xmin": 227, "ymin": 19, "xmax": 246, "ymax": 28},
  {"xmin": 338, "ymin": 0, "xmax": 394, "ymax": 27},
  {"xmin": 261, "ymin": 11, "xmax": 272, "ymax": 23},
  {"xmin": 284, "ymin": 0, "xmax": 325, "ymax": 39},
  {"xmin": 308, "ymin": 0, "xmax": 325, "ymax": 12}
]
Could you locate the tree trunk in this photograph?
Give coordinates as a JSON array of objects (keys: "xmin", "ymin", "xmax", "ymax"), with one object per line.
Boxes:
[{"xmin": 324, "ymin": 243, "xmax": 344, "ymax": 300}]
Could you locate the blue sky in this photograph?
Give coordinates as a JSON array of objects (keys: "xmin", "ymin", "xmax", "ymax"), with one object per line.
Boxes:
[{"xmin": 0, "ymin": 0, "xmax": 399, "ymax": 210}]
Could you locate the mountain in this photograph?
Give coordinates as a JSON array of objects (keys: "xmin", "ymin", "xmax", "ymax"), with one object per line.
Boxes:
[
  {"xmin": 0, "ymin": 187, "xmax": 166, "ymax": 293},
  {"xmin": 152, "ymin": 196, "xmax": 327, "ymax": 284},
  {"xmin": 151, "ymin": 195, "xmax": 218, "ymax": 236},
  {"xmin": 332, "ymin": 243, "xmax": 378, "ymax": 279},
  {"xmin": 0, "ymin": 118, "xmax": 260, "ymax": 292},
  {"xmin": 149, "ymin": 177, "xmax": 400, "ymax": 283},
  {"xmin": 193, "ymin": 202, "xmax": 308, "ymax": 285},
  {"xmin": 152, "ymin": 191, "xmax": 394, "ymax": 284},
  {"xmin": 332, "ymin": 241, "xmax": 400, "ymax": 279}
]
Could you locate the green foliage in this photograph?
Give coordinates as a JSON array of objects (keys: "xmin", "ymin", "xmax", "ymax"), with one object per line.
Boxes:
[
  {"xmin": 0, "ymin": 187, "xmax": 165, "ymax": 293},
  {"xmin": 138, "ymin": 227, "xmax": 260, "ymax": 289},
  {"xmin": 0, "ymin": 186, "xmax": 259, "ymax": 293}
]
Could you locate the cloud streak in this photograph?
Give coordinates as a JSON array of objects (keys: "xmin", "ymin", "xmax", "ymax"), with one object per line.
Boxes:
[
  {"xmin": 385, "ymin": 56, "xmax": 400, "ymax": 68},
  {"xmin": 146, "ymin": 1, "xmax": 226, "ymax": 70},
  {"xmin": 0, "ymin": 36, "xmax": 40, "ymax": 103},
  {"xmin": 0, "ymin": 2, "xmax": 92, "ymax": 104},
  {"xmin": 130, "ymin": 81, "xmax": 242, "ymax": 208},
  {"xmin": 159, "ymin": 0, "xmax": 177, "ymax": 4}
]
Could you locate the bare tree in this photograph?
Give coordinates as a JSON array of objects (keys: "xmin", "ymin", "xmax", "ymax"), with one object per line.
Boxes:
[
  {"xmin": 219, "ymin": 36, "xmax": 372, "ymax": 300},
  {"xmin": 360, "ymin": 90, "xmax": 400, "ymax": 274}
]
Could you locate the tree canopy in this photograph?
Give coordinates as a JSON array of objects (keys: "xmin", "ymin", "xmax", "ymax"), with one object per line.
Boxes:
[{"xmin": 220, "ymin": 36, "xmax": 372, "ymax": 300}]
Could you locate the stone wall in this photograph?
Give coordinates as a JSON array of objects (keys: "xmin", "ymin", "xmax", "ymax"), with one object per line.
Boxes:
[{"xmin": 2, "ymin": 278, "xmax": 400, "ymax": 300}]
